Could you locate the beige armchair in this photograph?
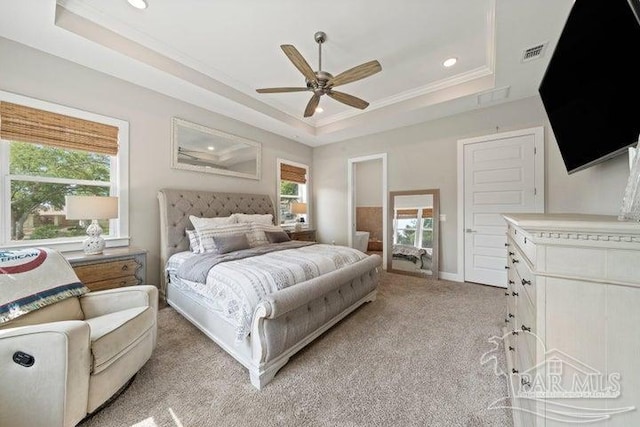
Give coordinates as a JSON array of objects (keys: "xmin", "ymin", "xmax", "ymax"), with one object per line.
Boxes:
[{"xmin": 0, "ymin": 285, "xmax": 158, "ymax": 427}]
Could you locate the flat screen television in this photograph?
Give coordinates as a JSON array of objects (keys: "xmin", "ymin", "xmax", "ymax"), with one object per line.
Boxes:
[{"xmin": 538, "ymin": 0, "xmax": 640, "ymax": 174}]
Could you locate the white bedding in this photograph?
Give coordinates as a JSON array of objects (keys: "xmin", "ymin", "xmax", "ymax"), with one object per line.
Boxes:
[{"xmin": 166, "ymin": 243, "xmax": 368, "ymax": 341}]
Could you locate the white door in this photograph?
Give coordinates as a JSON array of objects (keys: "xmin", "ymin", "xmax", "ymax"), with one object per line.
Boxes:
[{"xmin": 460, "ymin": 127, "xmax": 544, "ymax": 286}]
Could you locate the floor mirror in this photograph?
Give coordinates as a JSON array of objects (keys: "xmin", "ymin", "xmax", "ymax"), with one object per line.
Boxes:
[{"xmin": 388, "ymin": 189, "xmax": 439, "ymax": 279}]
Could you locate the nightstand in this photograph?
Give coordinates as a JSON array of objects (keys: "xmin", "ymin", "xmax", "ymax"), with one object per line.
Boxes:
[
  {"xmin": 64, "ymin": 247, "xmax": 147, "ymax": 292},
  {"xmin": 286, "ymin": 229, "xmax": 317, "ymax": 242}
]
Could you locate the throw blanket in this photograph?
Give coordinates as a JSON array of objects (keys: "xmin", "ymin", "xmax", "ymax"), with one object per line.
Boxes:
[
  {"xmin": 173, "ymin": 243, "xmax": 368, "ymax": 341},
  {"xmin": 178, "ymin": 240, "xmax": 316, "ymax": 283},
  {"xmin": 0, "ymin": 248, "xmax": 89, "ymax": 324}
]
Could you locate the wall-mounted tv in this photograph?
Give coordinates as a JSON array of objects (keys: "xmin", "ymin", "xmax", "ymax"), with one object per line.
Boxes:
[{"xmin": 538, "ymin": 0, "xmax": 640, "ymax": 174}]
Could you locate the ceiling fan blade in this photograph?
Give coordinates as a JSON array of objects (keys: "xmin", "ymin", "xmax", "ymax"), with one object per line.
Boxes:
[
  {"xmin": 281, "ymin": 45, "xmax": 317, "ymax": 83},
  {"xmin": 328, "ymin": 60, "xmax": 382, "ymax": 87},
  {"xmin": 327, "ymin": 90, "xmax": 369, "ymax": 110},
  {"xmin": 256, "ymin": 87, "xmax": 309, "ymax": 94},
  {"xmin": 304, "ymin": 93, "xmax": 321, "ymax": 117}
]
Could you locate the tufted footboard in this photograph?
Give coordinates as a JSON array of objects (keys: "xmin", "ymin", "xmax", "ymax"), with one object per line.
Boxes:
[{"xmin": 248, "ymin": 254, "xmax": 382, "ymax": 388}]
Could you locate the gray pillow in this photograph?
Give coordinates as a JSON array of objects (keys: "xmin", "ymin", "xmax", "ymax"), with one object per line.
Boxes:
[
  {"xmin": 214, "ymin": 233, "xmax": 250, "ymax": 254},
  {"xmin": 264, "ymin": 230, "xmax": 291, "ymax": 244}
]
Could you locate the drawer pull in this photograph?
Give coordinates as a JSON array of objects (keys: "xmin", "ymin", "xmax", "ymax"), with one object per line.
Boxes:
[
  {"xmin": 505, "ymin": 318, "xmax": 510, "ymax": 323},
  {"xmin": 122, "ymin": 265, "xmax": 129, "ymax": 271},
  {"xmin": 512, "ymin": 368, "xmax": 519, "ymax": 374},
  {"xmin": 504, "ymin": 292, "xmax": 510, "ymax": 296},
  {"xmin": 508, "ymin": 251, "xmax": 515, "ymax": 256},
  {"xmin": 508, "ymin": 280, "xmax": 514, "ymax": 285},
  {"xmin": 504, "ymin": 243, "xmax": 510, "ymax": 247},
  {"xmin": 521, "ymin": 278, "xmax": 531, "ymax": 286},
  {"xmin": 521, "ymin": 325, "xmax": 531, "ymax": 332},
  {"xmin": 512, "ymin": 291, "xmax": 519, "ymax": 297},
  {"xmin": 508, "ymin": 346, "xmax": 515, "ymax": 352},
  {"xmin": 511, "ymin": 258, "xmax": 519, "ymax": 264},
  {"xmin": 524, "ymin": 237, "xmax": 527, "ymax": 244},
  {"xmin": 521, "ymin": 377, "xmax": 532, "ymax": 389},
  {"xmin": 504, "ymin": 266, "xmax": 510, "ymax": 270},
  {"xmin": 508, "ymin": 313, "xmax": 514, "ymax": 318},
  {"xmin": 512, "ymin": 330, "xmax": 519, "ymax": 336}
]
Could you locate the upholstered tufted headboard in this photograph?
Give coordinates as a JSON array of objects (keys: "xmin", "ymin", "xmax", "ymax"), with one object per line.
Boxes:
[{"xmin": 157, "ymin": 188, "xmax": 275, "ymax": 294}]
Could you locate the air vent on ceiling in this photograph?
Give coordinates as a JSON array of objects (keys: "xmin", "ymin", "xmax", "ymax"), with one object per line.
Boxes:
[{"xmin": 522, "ymin": 43, "xmax": 547, "ymax": 62}]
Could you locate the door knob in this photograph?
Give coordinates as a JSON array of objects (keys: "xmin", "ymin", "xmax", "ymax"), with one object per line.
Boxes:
[{"xmin": 465, "ymin": 228, "xmax": 477, "ymax": 233}]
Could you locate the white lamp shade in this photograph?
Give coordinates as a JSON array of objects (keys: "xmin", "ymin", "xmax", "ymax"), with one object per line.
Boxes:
[
  {"xmin": 291, "ymin": 202, "xmax": 307, "ymax": 215},
  {"xmin": 65, "ymin": 196, "xmax": 119, "ymax": 220}
]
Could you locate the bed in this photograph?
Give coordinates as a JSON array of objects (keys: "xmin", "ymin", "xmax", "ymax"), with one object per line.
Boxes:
[{"xmin": 157, "ymin": 189, "xmax": 382, "ymax": 389}]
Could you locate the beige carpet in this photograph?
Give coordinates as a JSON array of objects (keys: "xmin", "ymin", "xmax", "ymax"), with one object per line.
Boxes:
[{"xmin": 81, "ymin": 272, "xmax": 512, "ymax": 427}]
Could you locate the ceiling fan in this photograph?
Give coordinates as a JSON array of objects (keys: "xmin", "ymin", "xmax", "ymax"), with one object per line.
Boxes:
[{"xmin": 256, "ymin": 31, "xmax": 382, "ymax": 118}]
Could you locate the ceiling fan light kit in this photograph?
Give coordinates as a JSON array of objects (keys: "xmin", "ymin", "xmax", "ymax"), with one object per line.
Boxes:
[{"xmin": 256, "ymin": 31, "xmax": 382, "ymax": 118}]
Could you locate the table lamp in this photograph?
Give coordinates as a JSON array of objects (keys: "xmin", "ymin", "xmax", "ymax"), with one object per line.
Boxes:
[
  {"xmin": 291, "ymin": 202, "xmax": 307, "ymax": 231},
  {"xmin": 65, "ymin": 196, "xmax": 118, "ymax": 255}
]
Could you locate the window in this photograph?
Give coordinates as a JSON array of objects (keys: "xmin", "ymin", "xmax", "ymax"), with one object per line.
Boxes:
[
  {"xmin": 276, "ymin": 159, "xmax": 309, "ymax": 226},
  {"xmin": 393, "ymin": 208, "xmax": 432, "ymax": 248},
  {"xmin": 0, "ymin": 91, "xmax": 129, "ymax": 251}
]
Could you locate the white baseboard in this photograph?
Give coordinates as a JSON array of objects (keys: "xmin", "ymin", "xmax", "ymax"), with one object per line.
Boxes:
[{"xmin": 439, "ymin": 271, "xmax": 463, "ymax": 282}]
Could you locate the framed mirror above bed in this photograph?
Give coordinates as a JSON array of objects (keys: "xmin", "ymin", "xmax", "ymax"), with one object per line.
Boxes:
[
  {"xmin": 171, "ymin": 117, "xmax": 261, "ymax": 180},
  {"xmin": 387, "ymin": 189, "xmax": 439, "ymax": 279}
]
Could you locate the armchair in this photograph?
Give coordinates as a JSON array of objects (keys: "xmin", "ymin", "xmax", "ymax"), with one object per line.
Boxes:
[{"xmin": 0, "ymin": 285, "xmax": 158, "ymax": 427}]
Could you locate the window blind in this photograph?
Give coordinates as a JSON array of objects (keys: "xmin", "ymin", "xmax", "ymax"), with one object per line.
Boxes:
[
  {"xmin": 396, "ymin": 208, "xmax": 433, "ymax": 219},
  {"xmin": 280, "ymin": 163, "xmax": 307, "ymax": 184},
  {"xmin": 0, "ymin": 101, "xmax": 118, "ymax": 155}
]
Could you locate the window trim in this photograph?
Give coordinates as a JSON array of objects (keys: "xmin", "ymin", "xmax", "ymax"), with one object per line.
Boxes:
[
  {"xmin": 0, "ymin": 90, "xmax": 130, "ymax": 252},
  {"xmin": 276, "ymin": 158, "xmax": 310, "ymax": 227}
]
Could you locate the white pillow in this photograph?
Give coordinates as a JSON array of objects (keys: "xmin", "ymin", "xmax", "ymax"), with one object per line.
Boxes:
[
  {"xmin": 233, "ymin": 213, "xmax": 273, "ymax": 225},
  {"xmin": 185, "ymin": 229, "xmax": 201, "ymax": 254},
  {"xmin": 198, "ymin": 223, "xmax": 252, "ymax": 253},
  {"xmin": 246, "ymin": 223, "xmax": 286, "ymax": 247},
  {"xmin": 189, "ymin": 214, "xmax": 237, "ymax": 233}
]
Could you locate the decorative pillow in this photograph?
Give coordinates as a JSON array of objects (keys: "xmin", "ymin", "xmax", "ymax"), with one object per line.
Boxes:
[
  {"xmin": 264, "ymin": 230, "xmax": 291, "ymax": 244},
  {"xmin": 233, "ymin": 213, "xmax": 273, "ymax": 225},
  {"xmin": 214, "ymin": 233, "xmax": 250, "ymax": 254},
  {"xmin": 186, "ymin": 229, "xmax": 201, "ymax": 254},
  {"xmin": 198, "ymin": 223, "xmax": 252, "ymax": 253},
  {"xmin": 246, "ymin": 223, "xmax": 286, "ymax": 247},
  {"xmin": 189, "ymin": 214, "xmax": 237, "ymax": 233}
]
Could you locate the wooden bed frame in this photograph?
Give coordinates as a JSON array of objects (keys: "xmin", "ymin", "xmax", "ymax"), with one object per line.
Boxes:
[{"xmin": 157, "ymin": 189, "xmax": 382, "ymax": 388}]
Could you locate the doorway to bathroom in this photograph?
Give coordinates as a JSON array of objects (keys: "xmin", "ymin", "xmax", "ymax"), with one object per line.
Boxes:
[{"xmin": 347, "ymin": 153, "xmax": 387, "ymax": 269}]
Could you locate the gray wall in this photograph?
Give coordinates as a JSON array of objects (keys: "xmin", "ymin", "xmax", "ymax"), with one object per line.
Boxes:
[
  {"xmin": 355, "ymin": 159, "xmax": 383, "ymax": 207},
  {"xmin": 313, "ymin": 96, "xmax": 631, "ymax": 277},
  {"xmin": 0, "ymin": 37, "xmax": 312, "ymax": 285}
]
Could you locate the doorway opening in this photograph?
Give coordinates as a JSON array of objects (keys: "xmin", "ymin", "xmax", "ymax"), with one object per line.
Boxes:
[{"xmin": 348, "ymin": 153, "xmax": 388, "ymax": 269}]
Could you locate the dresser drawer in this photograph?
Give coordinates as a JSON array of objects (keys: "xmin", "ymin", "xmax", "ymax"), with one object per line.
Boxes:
[
  {"xmin": 85, "ymin": 275, "xmax": 140, "ymax": 292},
  {"xmin": 73, "ymin": 259, "xmax": 141, "ymax": 284},
  {"xmin": 508, "ymin": 224, "xmax": 536, "ymax": 265}
]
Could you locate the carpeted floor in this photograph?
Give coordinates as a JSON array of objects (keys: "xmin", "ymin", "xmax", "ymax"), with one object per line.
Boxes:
[{"xmin": 80, "ymin": 271, "xmax": 512, "ymax": 427}]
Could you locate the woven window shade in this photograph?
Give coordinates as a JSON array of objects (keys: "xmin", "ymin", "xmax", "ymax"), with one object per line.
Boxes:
[
  {"xmin": 397, "ymin": 209, "xmax": 418, "ymax": 219},
  {"xmin": 0, "ymin": 101, "xmax": 119, "ymax": 155},
  {"xmin": 397, "ymin": 208, "xmax": 433, "ymax": 219},
  {"xmin": 280, "ymin": 163, "xmax": 307, "ymax": 184}
]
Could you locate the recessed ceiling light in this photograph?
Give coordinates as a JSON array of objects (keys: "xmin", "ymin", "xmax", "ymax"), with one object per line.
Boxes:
[
  {"xmin": 127, "ymin": 0, "xmax": 148, "ymax": 9},
  {"xmin": 315, "ymin": 107, "xmax": 324, "ymax": 113},
  {"xmin": 443, "ymin": 57, "xmax": 457, "ymax": 67},
  {"xmin": 207, "ymin": 146, "xmax": 214, "ymax": 151}
]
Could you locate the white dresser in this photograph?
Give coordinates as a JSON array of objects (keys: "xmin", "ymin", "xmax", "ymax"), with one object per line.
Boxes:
[{"xmin": 502, "ymin": 213, "xmax": 640, "ymax": 427}]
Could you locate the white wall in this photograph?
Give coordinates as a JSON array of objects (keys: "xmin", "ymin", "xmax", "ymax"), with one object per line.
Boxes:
[
  {"xmin": 355, "ymin": 159, "xmax": 382, "ymax": 207},
  {"xmin": 313, "ymin": 96, "xmax": 631, "ymax": 276},
  {"xmin": 0, "ymin": 37, "xmax": 312, "ymax": 285}
]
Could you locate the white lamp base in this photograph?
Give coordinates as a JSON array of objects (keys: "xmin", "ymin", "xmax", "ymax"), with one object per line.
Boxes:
[{"xmin": 83, "ymin": 220, "xmax": 105, "ymax": 255}]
